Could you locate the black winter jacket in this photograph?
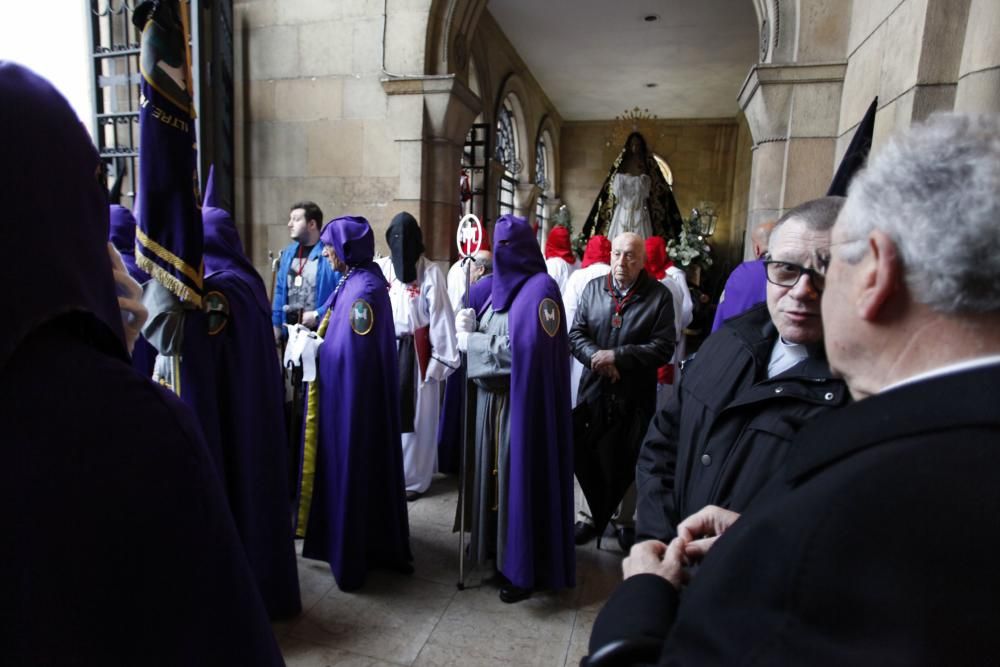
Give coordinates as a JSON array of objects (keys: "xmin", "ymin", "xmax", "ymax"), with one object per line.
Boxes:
[
  {"xmin": 635, "ymin": 303, "xmax": 849, "ymax": 543},
  {"xmin": 568, "ymin": 270, "xmax": 675, "ymax": 421}
]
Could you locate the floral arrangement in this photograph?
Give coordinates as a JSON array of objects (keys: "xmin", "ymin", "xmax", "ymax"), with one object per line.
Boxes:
[
  {"xmin": 667, "ymin": 211, "xmax": 713, "ymax": 269},
  {"xmin": 551, "ymin": 203, "xmax": 573, "ymax": 235}
]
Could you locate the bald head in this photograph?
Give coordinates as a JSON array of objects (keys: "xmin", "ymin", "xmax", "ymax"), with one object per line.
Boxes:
[
  {"xmin": 611, "ymin": 232, "xmax": 645, "ymax": 288},
  {"xmin": 472, "ymin": 249, "xmax": 492, "ymax": 281},
  {"xmin": 751, "ymin": 221, "xmax": 776, "ymax": 258}
]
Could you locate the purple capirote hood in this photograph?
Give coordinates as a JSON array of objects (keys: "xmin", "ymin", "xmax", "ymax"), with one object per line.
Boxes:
[
  {"xmin": 491, "ymin": 214, "xmax": 546, "ymax": 312},
  {"xmin": 320, "ymin": 216, "xmax": 375, "ymax": 268},
  {"xmin": 109, "ymin": 204, "xmax": 137, "ymax": 255},
  {"xmin": 0, "ymin": 61, "xmax": 125, "ymax": 369}
]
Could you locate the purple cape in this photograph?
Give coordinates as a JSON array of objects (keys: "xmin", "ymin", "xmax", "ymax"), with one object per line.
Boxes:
[
  {"xmin": 109, "ymin": 204, "xmax": 157, "ymax": 378},
  {"xmin": 182, "ymin": 204, "xmax": 302, "ymax": 620},
  {"xmin": 301, "ymin": 217, "xmax": 412, "ymax": 590},
  {"xmin": 711, "ymin": 259, "xmax": 767, "ymax": 332},
  {"xmin": 0, "ymin": 62, "xmax": 282, "ymax": 663},
  {"xmin": 492, "ymin": 217, "xmax": 575, "ymax": 590}
]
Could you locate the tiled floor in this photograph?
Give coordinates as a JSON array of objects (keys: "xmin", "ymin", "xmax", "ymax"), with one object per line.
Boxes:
[{"xmin": 274, "ymin": 475, "xmax": 625, "ymax": 666}]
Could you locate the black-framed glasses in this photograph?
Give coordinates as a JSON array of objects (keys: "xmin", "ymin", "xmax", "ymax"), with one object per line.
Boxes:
[{"xmin": 762, "ymin": 256, "xmax": 825, "ymax": 292}]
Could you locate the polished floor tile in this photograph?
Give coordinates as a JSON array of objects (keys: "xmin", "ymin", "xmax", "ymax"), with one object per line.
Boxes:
[{"xmin": 277, "ymin": 475, "xmax": 624, "ymax": 666}]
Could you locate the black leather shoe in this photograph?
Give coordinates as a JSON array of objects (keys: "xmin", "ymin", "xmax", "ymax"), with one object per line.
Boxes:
[
  {"xmin": 499, "ymin": 584, "xmax": 532, "ymax": 603},
  {"xmin": 405, "ymin": 490, "xmax": 422, "ymax": 502},
  {"xmin": 574, "ymin": 520, "xmax": 597, "ymax": 545},
  {"xmin": 616, "ymin": 525, "xmax": 635, "ymax": 554}
]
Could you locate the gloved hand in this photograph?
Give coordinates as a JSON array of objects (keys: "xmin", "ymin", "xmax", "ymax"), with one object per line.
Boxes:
[
  {"xmin": 456, "ymin": 331, "xmax": 469, "ymax": 353},
  {"xmin": 455, "ymin": 307, "xmax": 476, "ymax": 334},
  {"xmin": 108, "ymin": 243, "xmax": 148, "ymax": 355}
]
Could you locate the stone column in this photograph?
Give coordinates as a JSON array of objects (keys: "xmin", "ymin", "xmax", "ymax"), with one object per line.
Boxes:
[
  {"xmin": 383, "ymin": 75, "xmax": 481, "ymax": 261},
  {"xmin": 738, "ymin": 62, "xmax": 846, "ymax": 243},
  {"xmin": 514, "ymin": 182, "xmax": 540, "ymax": 220}
]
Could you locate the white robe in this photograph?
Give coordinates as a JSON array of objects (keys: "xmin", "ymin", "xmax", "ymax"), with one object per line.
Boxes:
[
  {"xmin": 561, "ymin": 261, "xmax": 612, "ymax": 407},
  {"xmin": 662, "ymin": 266, "xmax": 693, "ymax": 367},
  {"xmin": 545, "ymin": 256, "xmax": 578, "ymax": 293},
  {"xmin": 376, "ymin": 256, "xmax": 459, "ymax": 493},
  {"xmin": 446, "ymin": 259, "xmax": 469, "ymax": 312}
]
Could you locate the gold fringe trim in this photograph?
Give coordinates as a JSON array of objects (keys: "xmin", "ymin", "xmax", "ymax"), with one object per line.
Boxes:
[
  {"xmin": 295, "ymin": 310, "xmax": 332, "ymax": 538},
  {"xmin": 136, "ymin": 227, "xmax": 203, "ymax": 288},
  {"xmin": 136, "ymin": 253, "xmax": 203, "ymax": 308}
]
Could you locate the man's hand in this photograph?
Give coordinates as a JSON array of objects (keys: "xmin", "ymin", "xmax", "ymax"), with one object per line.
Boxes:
[
  {"xmin": 591, "ymin": 349, "xmax": 615, "ymax": 370},
  {"xmin": 677, "ymin": 505, "xmax": 740, "ymax": 564},
  {"xmin": 622, "ymin": 538, "xmax": 689, "ymax": 589},
  {"xmin": 302, "ymin": 310, "xmax": 318, "ymax": 328},
  {"xmin": 591, "ymin": 350, "xmax": 620, "ymax": 382}
]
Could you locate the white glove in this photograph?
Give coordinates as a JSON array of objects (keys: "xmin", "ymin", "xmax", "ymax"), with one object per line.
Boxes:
[
  {"xmin": 455, "ymin": 307, "xmax": 476, "ymax": 334},
  {"xmin": 456, "ymin": 331, "xmax": 470, "ymax": 353},
  {"xmin": 108, "ymin": 243, "xmax": 148, "ymax": 355}
]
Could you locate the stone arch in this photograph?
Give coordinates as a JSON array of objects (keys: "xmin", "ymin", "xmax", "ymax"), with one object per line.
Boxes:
[
  {"xmin": 493, "ymin": 74, "xmax": 540, "ymax": 220},
  {"xmin": 535, "ymin": 114, "xmax": 559, "ymax": 195},
  {"xmin": 467, "ymin": 39, "xmax": 493, "ymax": 127},
  {"xmin": 425, "ymin": 0, "xmax": 488, "ymax": 76}
]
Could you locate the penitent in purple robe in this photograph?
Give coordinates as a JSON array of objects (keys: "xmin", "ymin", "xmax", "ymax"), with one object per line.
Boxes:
[
  {"xmin": 0, "ymin": 61, "xmax": 283, "ymax": 665},
  {"xmin": 492, "ymin": 216, "xmax": 575, "ymax": 591},
  {"xmin": 187, "ymin": 182, "xmax": 301, "ymax": 620},
  {"xmin": 711, "ymin": 259, "xmax": 767, "ymax": 332},
  {"xmin": 297, "ymin": 216, "xmax": 412, "ymax": 591},
  {"xmin": 108, "ymin": 204, "xmax": 157, "ymax": 378}
]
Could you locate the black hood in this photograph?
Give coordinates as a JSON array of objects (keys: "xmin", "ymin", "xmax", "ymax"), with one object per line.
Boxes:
[{"xmin": 386, "ymin": 211, "xmax": 424, "ymax": 283}]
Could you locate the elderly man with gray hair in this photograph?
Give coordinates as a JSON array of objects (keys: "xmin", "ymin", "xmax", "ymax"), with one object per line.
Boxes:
[{"xmin": 586, "ymin": 112, "xmax": 1000, "ymax": 666}]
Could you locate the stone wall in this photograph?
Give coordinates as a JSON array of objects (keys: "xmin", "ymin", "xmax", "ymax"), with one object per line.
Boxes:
[
  {"xmin": 955, "ymin": 0, "xmax": 1000, "ymax": 112},
  {"xmin": 232, "ymin": 1, "xmax": 560, "ymax": 275},
  {"xmin": 837, "ymin": 0, "xmax": 978, "ymax": 160},
  {"xmin": 233, "ymin": 0, "xmax": 423, "ymax": 274},
  {"xmin": 560, "ymin": 118, "xmax": 748, "ymax": 273}
]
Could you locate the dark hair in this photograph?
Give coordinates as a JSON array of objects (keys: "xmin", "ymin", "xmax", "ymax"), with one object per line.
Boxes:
[
  {"xmin": 625, "ymin": 132, "xmax": 648, "ymax": 161},
  {"xmin": 771, "ymin": 196, "xmax": 845, "ymax": 241},
  {"xmin": 291, "ymin": 201, "xmax": 323, "ymax": 228}
]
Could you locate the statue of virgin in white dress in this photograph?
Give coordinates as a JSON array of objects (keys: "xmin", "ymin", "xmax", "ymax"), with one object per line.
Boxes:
[
  {"xmin": 580, "ymin": 132, "xmax": 683, "ymax": 246},
  {"xmin": 608, "ymin": 170, "xmax": 652, "ymax": 239}
]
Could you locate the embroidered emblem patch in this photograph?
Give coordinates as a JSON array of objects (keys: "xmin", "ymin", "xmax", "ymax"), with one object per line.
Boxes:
[
  {"xmin": 204, "ymin": 290, "xmax": 229, "ymax": 335},
  {"xmin": 350, "ymin": 299, "xmax": 374, "ymax": 335},
  {"xmin": 538, "ymin": 297, "xmax": 560, "ymax": 338}
]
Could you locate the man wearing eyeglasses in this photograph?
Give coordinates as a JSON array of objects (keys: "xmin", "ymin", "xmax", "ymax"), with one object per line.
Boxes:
[
  {"xmin": 587, "ymin": 112, "xmax": 1000, "ymax": 666},
  {"xmin": 634, "ymin": 197, "xmax": 850, "ymax": 547}
]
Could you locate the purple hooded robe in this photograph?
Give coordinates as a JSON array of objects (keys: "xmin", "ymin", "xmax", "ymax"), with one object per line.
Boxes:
[
  {"xmin": 109, "ymin": 204, "xmax": 157, "ymax": 378},
  {"xmin": 196, "ymin": 175, "xmax": 302, "ymax": 620},
  {"xmin": 474, "ymin": 215, "xmax": 575, "ymax": 591},
  {"xmin": 711, "ymin": 259, "xmax": 767, "ymax": 332},
  {"xmin": 0, "ymin": 61, "xmax": 283, "ymax": 664},
  {"xmin": 297, "ymin": 216, "xmax": 412, "ymax": 591}
]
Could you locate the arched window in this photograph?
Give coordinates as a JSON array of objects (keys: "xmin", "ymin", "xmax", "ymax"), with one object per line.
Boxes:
[
  {"xmin": 534, "ymin": 133, "xmax": 550, "ymax": 233},
  {"xmin": 495, "ymin": 98, "xmax": 519, "ymax": 216}
]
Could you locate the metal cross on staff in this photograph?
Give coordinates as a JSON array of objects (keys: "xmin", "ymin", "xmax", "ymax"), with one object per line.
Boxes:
[{"xmin": 455, "ymin": 213, "xmax": 483, "ymax": 591}]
